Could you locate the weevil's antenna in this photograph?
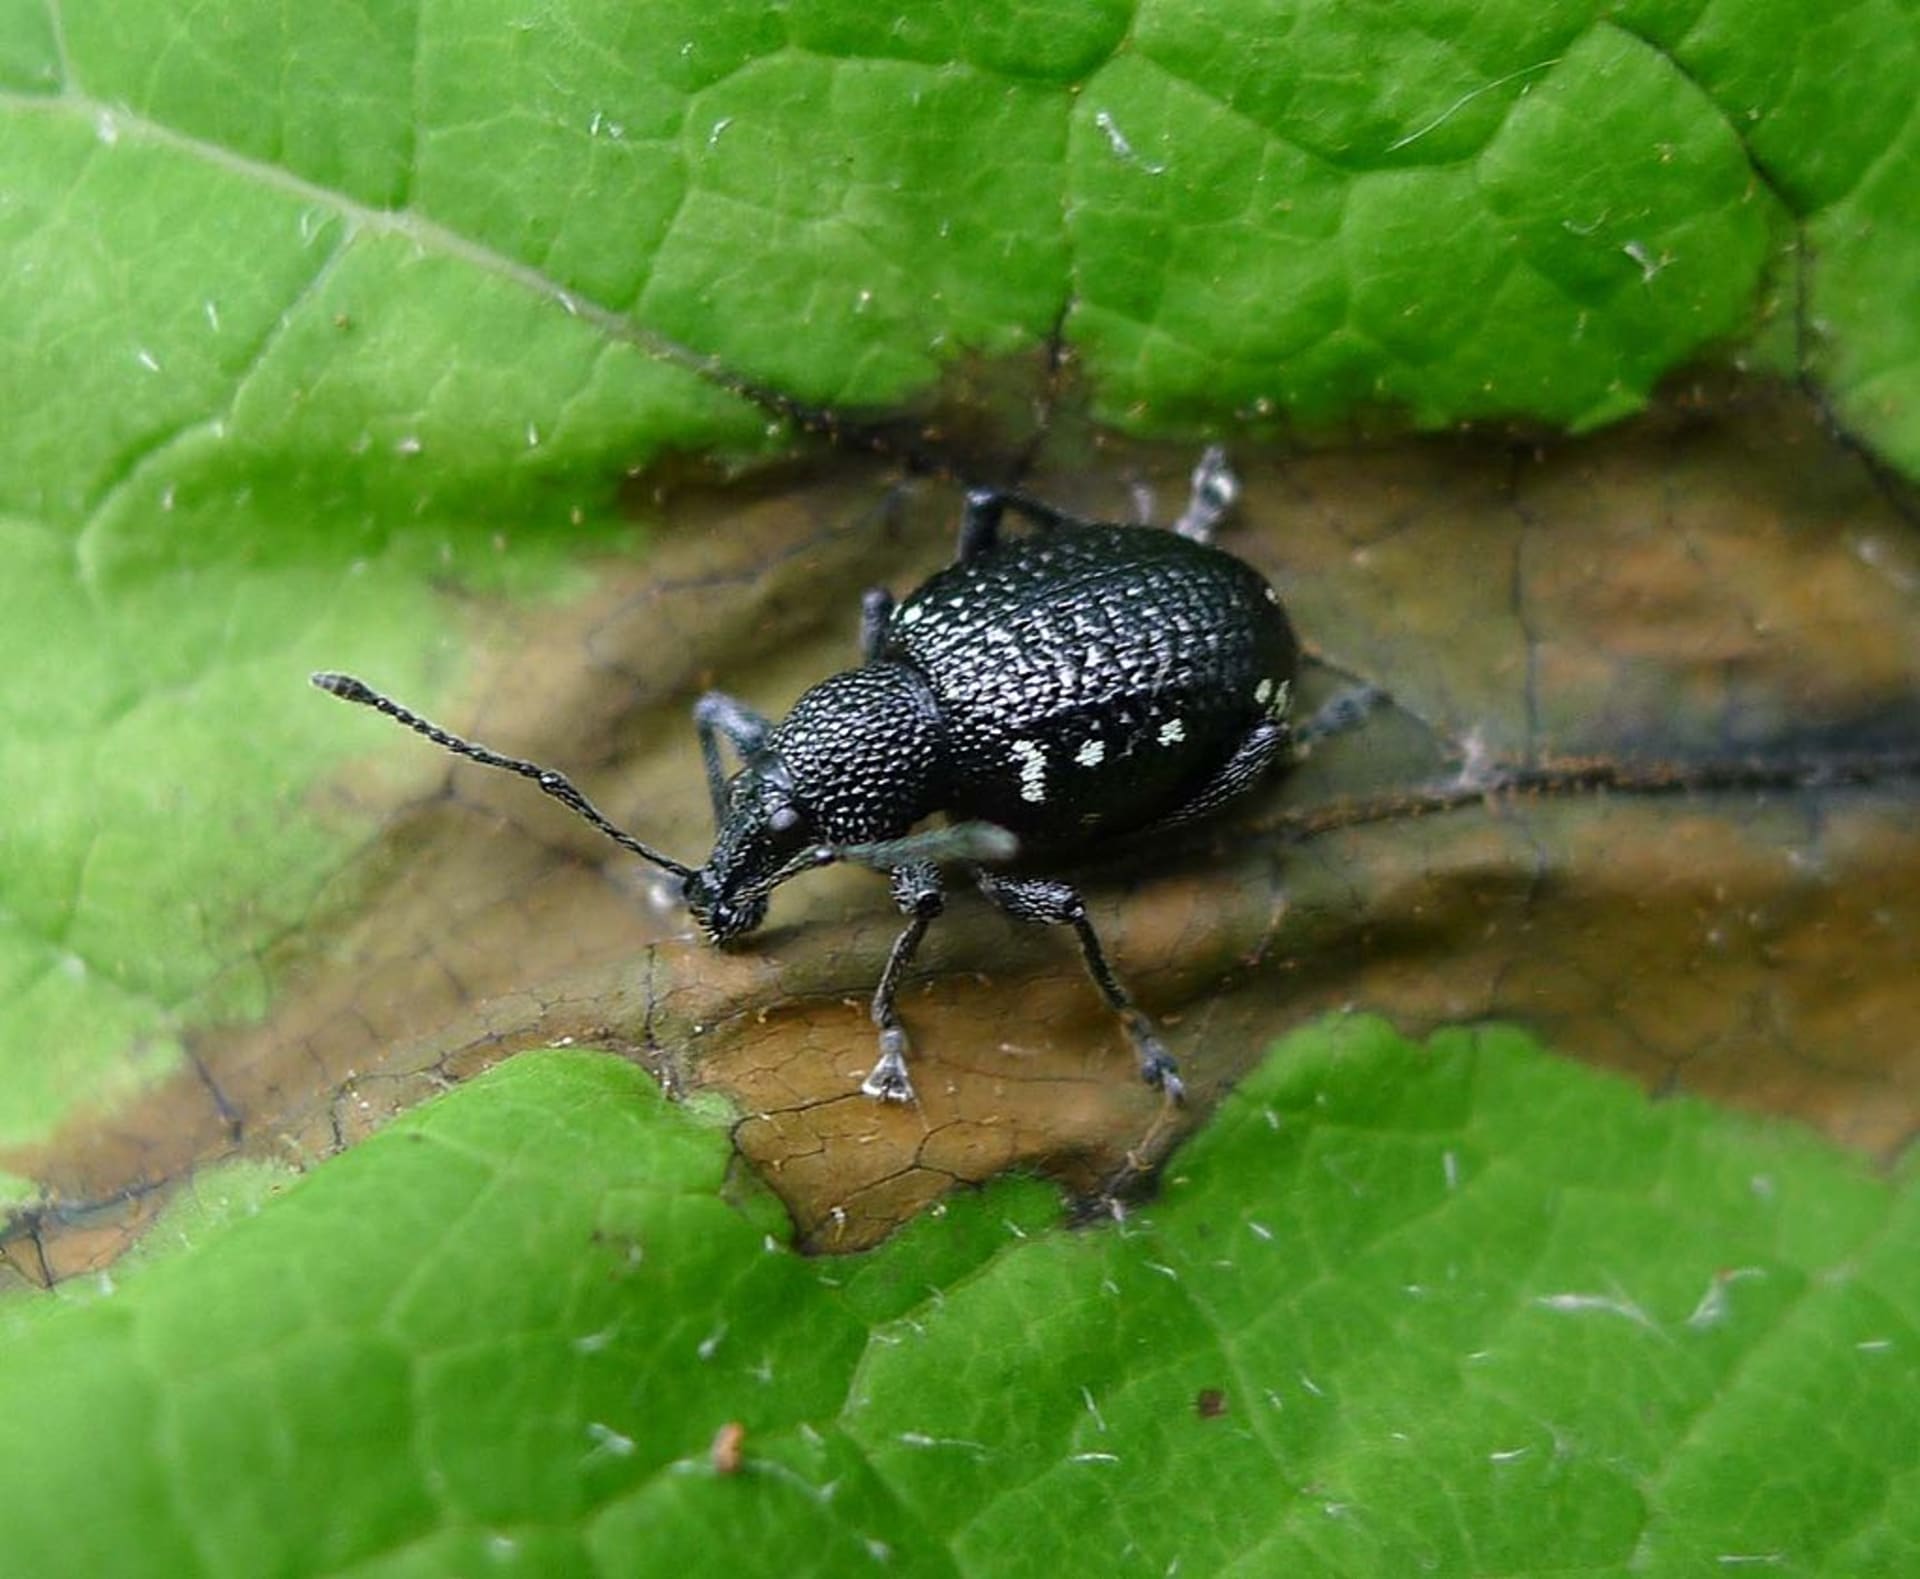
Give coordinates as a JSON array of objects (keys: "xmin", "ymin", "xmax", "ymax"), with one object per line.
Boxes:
[{"xmin": 311, "ymin": 672, "xmax": 698, "ymax": 881}]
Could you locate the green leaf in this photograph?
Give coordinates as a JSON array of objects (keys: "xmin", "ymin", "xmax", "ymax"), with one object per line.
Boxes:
[
  {"xmin": 1069, "ymin": 14, "xmax": 1782, "ymax": 431},
  {"xmin": 1616, "ymin": 0, "xmax": 1920, "ymax": 474},
  {"xmin": 2, "ymin": 1022, "xmax": 1914, "ymax": 1575}
]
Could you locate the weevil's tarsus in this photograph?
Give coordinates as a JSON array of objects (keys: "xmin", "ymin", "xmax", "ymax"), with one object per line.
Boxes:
[
  {"xmin": 1172, "ymin": 445, "xmax": 1240, "ymax": 545},
  {"xmin": 310, "ymin": 672, "xmax": 698, "ymax": 881},
  {"xmin": 863, "ymin": 1026, "xmax": 916, "ymax": 1103},
  {"xmin": 1293, "ymin": 682, "xmax": 1390, "ymax": 753}
]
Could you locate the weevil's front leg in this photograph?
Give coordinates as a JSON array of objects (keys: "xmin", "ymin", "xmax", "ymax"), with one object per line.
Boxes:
[
  {"xmin": 975, "ymin": 871, "xmax": 1184, "ymax": 1101},
  {"xmin": 863, "ymin": 860, "xmax": 946, "ymax": 1102},
  {"xmin": 692, "ymin": 692, "xmax": 773, "ymax": 826}
]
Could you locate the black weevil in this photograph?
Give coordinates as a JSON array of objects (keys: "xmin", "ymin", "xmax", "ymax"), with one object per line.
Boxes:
[{"xmin": 314, "ymin": 450, "xmax": 1328, "ymax": 1105}]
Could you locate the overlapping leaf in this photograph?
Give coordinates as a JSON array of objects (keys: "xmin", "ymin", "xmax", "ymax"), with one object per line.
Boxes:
[{"xmin": 3, "ymin": 1024, "xmax": 1915, "ymax": 1575}]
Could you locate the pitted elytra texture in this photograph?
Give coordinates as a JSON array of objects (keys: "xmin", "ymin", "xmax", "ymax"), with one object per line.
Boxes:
[{"xmin": 885, "ymin": 522, "xmax": 1295, "ymax": 849}]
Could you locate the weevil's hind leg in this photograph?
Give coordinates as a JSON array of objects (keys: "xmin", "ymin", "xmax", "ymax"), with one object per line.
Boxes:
[
  {"xmin": 1158, "ymin": 717, "xmax": 1290, "ymax": 829},
  {"xmin": 692, "ymin": 692, "xmax": 773, "ymax": 826},
  {"xmin": 1171, "ymin": 446, "xmax": 1240, "ymax": 544},
  {"xmin": 975, "ymin": 871, "xmax": 1185, "ymax": 1101},
  {"xmin": 863, "ymin": 861, "xmax": 946, "ymax": 1103},
  {"xmin": 956, "ymin": 486, "xmax": 1100, "ymax": 563},
  {"xmin": 1127, "ymin": 478, "xmax": 1156, "ymax": 526},
  {"xmin": 955, "ymin": 489, "xmax": 1008, "ymax": 562},
  {"xmin": 859, "ymin": 587, "xmax": 894, "ymax": 661},
  {"xmin": 1292, "ymin": 683, "xmax": 1389, "ymax": 753}
]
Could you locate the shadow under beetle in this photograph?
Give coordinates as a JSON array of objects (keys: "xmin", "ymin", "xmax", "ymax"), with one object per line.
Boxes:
[{"xmin": 314, "ymin": 450, "xmax": 1325, "ymax": 1105}]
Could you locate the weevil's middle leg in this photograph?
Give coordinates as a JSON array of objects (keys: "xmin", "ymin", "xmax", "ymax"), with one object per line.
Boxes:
[
  {"xmin": 692, "ymin": 692, "xmax": 773, "ymax": 826},
  {"xmin": 961, "ymin": 447, "xmax": 1238, "ymax": 563},
  {"xmin": 976, "ymin": 871, "xmax": 1185, "ymax": 1101},
  {"xmin": 859, "ymin": 587, "xmax": 894, "ymax": 661},
  {"xmin": 1171, "ymin": 445, "xmax": 1240, "ymax": 544},
  {"xmin": 956, "ymin": 486, "xmax": 1100, "ymax": 563}
]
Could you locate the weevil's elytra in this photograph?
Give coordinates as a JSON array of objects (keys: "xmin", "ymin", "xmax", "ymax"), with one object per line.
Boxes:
[
  {"xmin": 313, "ymin": 449, "xmax": 1304, "ymax": 1107},
  {"xmin": 882, "ymin": 523, "xmax": 1297, "ymax": 852}
]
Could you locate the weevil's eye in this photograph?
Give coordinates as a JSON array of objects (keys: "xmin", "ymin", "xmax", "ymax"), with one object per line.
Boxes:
[{"xmin": 768, "ymin": 804, "xmax": 800, "ymax": 834}]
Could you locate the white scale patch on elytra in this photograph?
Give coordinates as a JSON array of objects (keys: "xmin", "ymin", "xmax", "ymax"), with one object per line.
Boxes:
[
  {"xmin": 1011, "ymin": 738, "xmax": 1048, "ymax": 802},
  {"xmin": 1075, "ymin": 738, "xmax": 1106, "ymax": 768},
  {"xmin": 1156, "ymin": 718, "xmax": 1186, "ymax": 746},
  {"xmin": 1255, "ymin": 678, "xmax": 1292, "ymax": 716},
  {"xmin": 900, "ymin": 604, "xmax": 924, "ymax": 625}
]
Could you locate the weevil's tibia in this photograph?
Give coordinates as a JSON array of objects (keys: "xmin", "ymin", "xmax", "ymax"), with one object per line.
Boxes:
[
  {"xmin": 956, "ymin": 484, "xmax": 1096, "ymax": 562},
  {"xmin": 858, "ymin": 588, "xmax": 894, "ymax": 661},
  {"xmin": 864, "ymin": 861, "xmax": 945, "ymax": 1104},
  {"xmin": 310, "ymin": 672, "xmax": 697, "ymax": 880}
]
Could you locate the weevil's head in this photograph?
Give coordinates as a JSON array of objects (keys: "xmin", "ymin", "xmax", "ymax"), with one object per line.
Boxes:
[
  {"xmin": 682, "ymin": 664, "xmax": 947, "ymax": 943},
  {"xmin": 681, "ymin": 761, "xmax": 815, "ymax": 942}
]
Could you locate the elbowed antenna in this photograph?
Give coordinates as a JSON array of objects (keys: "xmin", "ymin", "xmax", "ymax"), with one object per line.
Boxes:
[{"xmin": 310, "ymin": 672, "xmax": 698, "ymax": 881}]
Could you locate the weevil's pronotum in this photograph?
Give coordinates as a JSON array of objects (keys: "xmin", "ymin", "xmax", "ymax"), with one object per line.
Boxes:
[{"xmin": 315, "ymin": 450, "xmax": 1344, "ymax": 1104}]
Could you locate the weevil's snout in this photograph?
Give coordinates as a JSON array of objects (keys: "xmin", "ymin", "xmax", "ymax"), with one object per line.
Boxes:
[
  {"xmin": 681, "ymin": 868, "xmax": 769, "ymax": 943},
  {"xmin": 681, "ymin": 770, "xmax": 812, "ymax": 943}
]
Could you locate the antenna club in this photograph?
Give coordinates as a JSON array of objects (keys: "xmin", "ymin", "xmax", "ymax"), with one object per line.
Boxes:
[{"xmin": 311, "ymin": 671, "xmax": 374, "ymax": 705}]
